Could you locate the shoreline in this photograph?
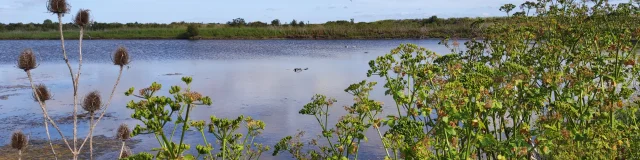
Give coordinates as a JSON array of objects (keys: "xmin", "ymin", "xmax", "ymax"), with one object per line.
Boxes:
[{"xmin": 0, "ymin": 37, "xmax": 455, "ymax": 40}]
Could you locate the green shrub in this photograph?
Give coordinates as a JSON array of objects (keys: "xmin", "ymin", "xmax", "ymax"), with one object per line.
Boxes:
[
  {"xmin": 274, "ymin": 0, "xmax": 640, "ymax": 159},
  {"xmin": 185, "ymin": 24, "xmax": 199, "ymax": 39},
  {"xmin": 124, "ymin": 77, "xmax": 270, "ymax": 159}
]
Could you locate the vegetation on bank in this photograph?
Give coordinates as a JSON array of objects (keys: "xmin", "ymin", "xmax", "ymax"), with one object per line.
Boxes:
[{"xmin": 0, "ymin": 17, "xmax": 498, "ymax": 39}]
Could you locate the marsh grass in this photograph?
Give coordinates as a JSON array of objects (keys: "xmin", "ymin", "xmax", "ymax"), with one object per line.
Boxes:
[{"xmin": 0, "ymin": 24, "xmax": 477, "ymax": 40}]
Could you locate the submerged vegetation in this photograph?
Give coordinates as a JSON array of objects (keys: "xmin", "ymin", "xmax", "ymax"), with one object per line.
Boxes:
[{"xmin": 4, "ymin": 0, "xmax": 640, "ymax": 160}]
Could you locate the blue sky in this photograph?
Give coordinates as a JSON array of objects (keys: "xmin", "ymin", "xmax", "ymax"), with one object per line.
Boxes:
[{"xmin": 1, "ymin": 0, "xmax": 530, "ymax": 24}]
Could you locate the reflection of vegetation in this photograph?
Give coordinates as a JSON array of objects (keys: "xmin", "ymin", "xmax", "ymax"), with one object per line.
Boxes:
[{"xmin": 275, "ymin": 0, "xmax": 640, "ymax": 159}]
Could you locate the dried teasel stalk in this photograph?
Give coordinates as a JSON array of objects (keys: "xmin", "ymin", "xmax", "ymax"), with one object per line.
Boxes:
[
  {"xmin": 18, "ymin": 49, "xmax": 37, "ymax": 71},
  {"xmin": 117, "ymin": 124, "xmax": 131, "ymax": 141},
  {"xmin": 11, "ymin": 131, "xmax": 28, "ymax": 150},
  {"xmin": 33, "ymin": 84, "xmax": 52, "ymax": 103},
  {"xmin": 117, "ymin": 123, "xmax": 131, "ymax": 158},
  {"xmin": 11, "ymin": 131, "xmax": 29, "ymax": 160},
  {"xmin": 73, "ymin": 9, "xmax": 90, "ymax": 27},
  {"xmin": 82, "ymin": 91, "xmax": 101, "ymax": 113},
  {"xmin": 82, "ymin": 90, "xmax": 100, "ymax": 160},
  {"xmin": 113, "ymin": 46, "xmax": 130, "ymax": 67},
  {"xmin": 47, "ymin": 0, "xmax": 69, "ymax": 14}
]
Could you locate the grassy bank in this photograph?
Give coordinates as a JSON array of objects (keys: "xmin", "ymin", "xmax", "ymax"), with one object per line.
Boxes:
[
  {"xmin": 0, "ymin": 18, "xmax": 489, "ymax": 40},
  {"xmin": 0, "ymin": 26, "xmax": 476, "ymax": 40}
]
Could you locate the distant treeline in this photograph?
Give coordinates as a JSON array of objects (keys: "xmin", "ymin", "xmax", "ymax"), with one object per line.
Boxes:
[{"xmin": 0, "ymin": 16, "xmax": 509, "ymax": 39}]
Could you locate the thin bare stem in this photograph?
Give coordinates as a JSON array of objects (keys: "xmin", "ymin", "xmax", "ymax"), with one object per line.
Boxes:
[
  {"xmin": 72, "ymin": 26, "xmax": 85, "ymax": 158},
  {"xmin": 27, "ymin": 71, "xmax": 73, "ymax": 153},
  {"xmin": 89, "ymin": 113, "xmax": 94, "ymax": 160},
  {"xmin": 56, "ymin": 12, "xmax": 78, "ymax": 154},
  {"xmin": 78, "ymin": 66, "xmax": 124, "ymax": 152},
  {"xmin": 43, "ymin": 117, "xmax": 58, "ymax": 160},
  {"xmin": 119, "ymin": 141, "xmax": 126, "ymax": 158}
]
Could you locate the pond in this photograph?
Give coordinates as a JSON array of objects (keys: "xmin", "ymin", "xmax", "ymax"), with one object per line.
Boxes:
[{"xmin": 0, "ymin": 39, "xmax": 455, "ymax": 159}]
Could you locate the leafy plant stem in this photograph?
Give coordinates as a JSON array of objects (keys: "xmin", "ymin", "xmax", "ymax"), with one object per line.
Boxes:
[{"xmin": 178, "ymin": 103, "xmax": 192, "ymax": 156}]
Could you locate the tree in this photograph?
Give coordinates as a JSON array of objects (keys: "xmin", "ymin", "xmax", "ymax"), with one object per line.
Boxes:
[
  {"xmin": 291, "ymin": 19, "xmax": 297, "ymax": 26},
  {"xmin": 185, "ymin": 24, "xmax": 199, "ymax": 38},
  {"xmin": 350, "ymin": 18, "xmax": 354, "ymax": 24},
  {"xmin": 43, "ymin": 19, "xmax": 53, "ymax": 25},
  {"xmin": 427, "ymin": 15, "xmax": 438, "ymax": 23},
  {"xmin": 42, "ymin": 19, "xmax": 54, "ymax": 30},
  {"xmin": 248, "ymin": 21, "xmax": 268, "ymax": 27},
  {"xmin": 298, "ymin": 21, "xmax": 304, "ymax": 26},
  {"xmin": 271, "ymin": 19, "xmax": 280, "ymax": 26},
  {"xmin": 227, "ymin": 18, "xmax": 246, "ymax": 27}
]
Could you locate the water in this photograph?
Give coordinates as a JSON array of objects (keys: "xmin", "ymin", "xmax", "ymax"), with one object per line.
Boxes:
[{"xmin": 0, "ymin": 39, "xmax": 454, "ymax": 159}]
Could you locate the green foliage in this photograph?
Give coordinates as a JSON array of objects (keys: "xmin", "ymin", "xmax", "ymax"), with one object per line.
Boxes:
[
  {"xmin": 248, "ymin": 21, "xmax": 268, "ymax": 27},
  {"xmin": 121, "ymin": 152, "xmax": 154, "ymax": 160},
  {"xmin": 271, "ymin": 19, "xmax": 281, "ymax": 26},
  {"xmin": 274, "ymin": 81, "xmax": 385, "ymax": 159},
  {"xmin": 227, "ymin": 18, "xmax": 246, "ymax": 27},
  {"xmin": 276, "ymin": 0, "xmax": 640, "ymax": 159},
  {"xmin": 125, "ymin": 77, "xmax": 268, "ymax": 159},
  {"xmin": 185, "ymin": 24, "xmax": 199, "ymax": 39},
  {"xmin": 0, "ymin": 16, "xmax": 551, "ymax": 39}
]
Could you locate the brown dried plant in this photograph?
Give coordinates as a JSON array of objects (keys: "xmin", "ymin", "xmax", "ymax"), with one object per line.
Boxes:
[
  {"xmin": 73, "ymin": 9, "xmax": 90, "ymax": 27},
  {"xmin": 11, "ymin": 131, "xmax": 28, "ymax": 160},
  {"xmin": 17, "ymin": 49, "xmax": 36, "ymax": 71},
  {"xmin": 113, "ymin": 46, "xmax": 130, "ymax": 67},
  {"xmin": 33, "ymin": 84, "xmax": 52, "ymax": 103},
  {"xmin": 47, "ymin": 0, "xmax": 69, "ymax": 14}
]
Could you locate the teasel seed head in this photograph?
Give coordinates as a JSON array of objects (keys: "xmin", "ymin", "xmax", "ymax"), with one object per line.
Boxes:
[
  {"xmin": 18, "ymin": 49, "xmax": 37, "ymax": 71},
  {"xmin": 82, "ymin": 91, "xmax": 101, "ymax": 113},
  {"xmin": 117, "ymin": 123, "xmax": 131, "ymax": 141},
  {"xmin": 33, "ymin": 84, "xmax": 52, "ymax": 103},
  {"xmin": 73, "ymin": 9, "xmax": 91, "ymax": 27},
  {"xmin": 113, "ymin": 46, "xmax": 130, "ymax": 67},
  {"xmin": 47, "ymin": 0, "xmax": 69, "ymax": 14},
  {"xmin": 11, "ymin": 131, "xmax": 28, "ymax": 150}
]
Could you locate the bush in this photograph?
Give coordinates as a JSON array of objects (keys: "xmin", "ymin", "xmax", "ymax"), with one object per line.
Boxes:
[
  {"xmin": 274, "ymin": 0, "xmax": 640, "ymax": 159},
  {"xmin": 184, "ymin": 24, "xmax": 199, "ymax": 39},
  {"xmin": 271, "ymin": 19, "xmax": 280, "ymax": 26}
]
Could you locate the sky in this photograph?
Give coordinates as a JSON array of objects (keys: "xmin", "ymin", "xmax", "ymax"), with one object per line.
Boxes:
[{"xmin": 1, "ymin": 0, "xmax": 534, "ymax": 24}]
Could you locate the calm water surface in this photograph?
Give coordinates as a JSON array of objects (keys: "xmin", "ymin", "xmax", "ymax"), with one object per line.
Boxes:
[{"xmin": 0, "ymin": 40, "xmax": 454, "ymax": 159}]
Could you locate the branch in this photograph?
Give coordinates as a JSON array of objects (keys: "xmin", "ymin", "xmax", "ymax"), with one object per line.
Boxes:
[
  {"xmin": 56, "ymin": 13, "xmax": 78, "ymax": 152},
  {"xmin": 27, "ymin": 70, "xmax": 73, "ymax": 153},
  {"xmin": 78, "ymin": 66, "xmax": 124, "ymax": 152}
]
